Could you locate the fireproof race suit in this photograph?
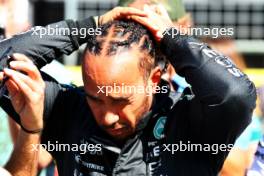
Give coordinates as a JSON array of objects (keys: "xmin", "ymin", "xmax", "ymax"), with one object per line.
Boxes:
[{"xmin": 0, "ymin": 17, "xmax": 256, "ymax": 175}]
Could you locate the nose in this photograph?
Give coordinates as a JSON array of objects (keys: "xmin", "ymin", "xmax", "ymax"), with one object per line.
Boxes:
[{"xmin": 102, "ymin": 111, "xmax": 119, "ymax": 127}]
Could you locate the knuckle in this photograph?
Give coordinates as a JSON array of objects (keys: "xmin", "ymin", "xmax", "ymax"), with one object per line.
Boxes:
[
  {"xmin": 23, "ymin": 55, "xmax": 32, "ymax": 62},
  {"xmin": 27, "ymin": 59, "xmax": 34, "ymax": 64},
  {"xmin": 31, "ymin": 65, "xmax": 38, "ymax": 72},
  {"xmin": 29, "ymin": 67, "xmax": 40, "ymax": 76},
  {"xmin": 35, "ymin": 89, "xmax": 44, "ymax": 100}
]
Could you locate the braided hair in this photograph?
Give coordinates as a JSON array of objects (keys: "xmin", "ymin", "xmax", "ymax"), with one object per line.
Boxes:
[{"xmin": 85, "ymin": 20, "xmax": 167, "ymax": 80}]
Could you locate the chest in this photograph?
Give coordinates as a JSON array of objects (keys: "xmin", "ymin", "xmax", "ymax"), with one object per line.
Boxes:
[{"xmin": 58, "ymin": 114, "xmax": 172, "ymax": 176}]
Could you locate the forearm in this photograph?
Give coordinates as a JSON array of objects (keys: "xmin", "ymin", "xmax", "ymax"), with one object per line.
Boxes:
[
  {"xmin": 5, "ymin": 130, "xmax": 41, "ymax": 176},
  {"xmin": 0, "ymin": 17, "xmax": 96, "ymax": 68}
]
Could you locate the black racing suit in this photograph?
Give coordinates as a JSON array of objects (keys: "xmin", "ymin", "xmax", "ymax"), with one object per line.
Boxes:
[{"xmin": 0, "ymin": 17, "xmax": 256, "ymax": 176}]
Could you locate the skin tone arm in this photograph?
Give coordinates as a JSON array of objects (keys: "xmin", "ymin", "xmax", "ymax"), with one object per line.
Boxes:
[
  {"xmin": 8, "ymin": 118, "xmax": 53, "ymax": 171},
  {"xmin": 5, "ymin": 130, "xmax": 41, "ymax": 176},
  {"xmin": 0, "ymin": 54, "xmax": 45, "ymax": 176}
]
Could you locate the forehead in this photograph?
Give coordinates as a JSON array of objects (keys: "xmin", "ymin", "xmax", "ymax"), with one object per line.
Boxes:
[{"xmin": 82, "ymin": 49, "xmax": 144, "ymax": 91}]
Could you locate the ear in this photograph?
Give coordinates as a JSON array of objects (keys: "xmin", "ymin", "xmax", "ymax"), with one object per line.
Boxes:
[{"xmin": 148, "ymin": 66, "xmax": 162, "ymax": 93}]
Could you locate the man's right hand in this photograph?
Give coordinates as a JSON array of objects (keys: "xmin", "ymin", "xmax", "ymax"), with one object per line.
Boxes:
[
  {"xmin": 99, "ymin": 7, "xmax": 147, "ymax": 25},
  {"xmin": 1, "ymin": 53, "xmax": 45, "ymax": 132},
  {"xmin": 130, "ymin": 5, "xmax": 174, "ymax": 42}
]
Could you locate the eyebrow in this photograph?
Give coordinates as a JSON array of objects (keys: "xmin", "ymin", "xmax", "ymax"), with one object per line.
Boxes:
[{"xmin": 85, "ymin": 91, "xmax": 132, "ymax": 102}]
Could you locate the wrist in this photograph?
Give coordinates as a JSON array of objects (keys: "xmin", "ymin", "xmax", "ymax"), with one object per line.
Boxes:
[
  {"xmin": 18, "ymin": 129, "xmax": 42, "ymax": 146},
  {"xmin": 20, "ymin": 121, "xmax": 43, "ymax": 134},
  {"xmin": 20, "ymin": 124, "xmax": 43, "ymax": 134}
]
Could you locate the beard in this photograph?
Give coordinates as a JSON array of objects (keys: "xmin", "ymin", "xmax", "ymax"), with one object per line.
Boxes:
[
  {"xmin": 103, "ymin": 93, "xmax": 152, "ymax": 140},
  {"xmin": 135, "ymin": 93, "xmax": 152, "ymax": 127}
]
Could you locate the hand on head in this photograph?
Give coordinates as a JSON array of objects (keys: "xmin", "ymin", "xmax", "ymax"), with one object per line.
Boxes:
[{"xmin": 100, "ymin": 5, "xmax": 174, "ymax": 42}]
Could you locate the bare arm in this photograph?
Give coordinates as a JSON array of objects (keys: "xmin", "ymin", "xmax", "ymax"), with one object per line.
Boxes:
[
  {"xmin": 5, "ymin": 131, "xmax": 41, "ymax": 176},
  {"xmin": 8, "ymin": 117, "xmax": 53, "ymax": 171},
  {"xmin": 0, "ymin": 54, "xmax": 45, "ymax": 176}
]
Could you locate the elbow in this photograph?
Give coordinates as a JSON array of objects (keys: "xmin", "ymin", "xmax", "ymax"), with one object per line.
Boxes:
[
  {"xmin": 225, "ymin": 80, "xmax": 257, "ymax": 125},
  {"xmin": 231, "ymin": 80, "xmax": 256, "ymax": 112}
]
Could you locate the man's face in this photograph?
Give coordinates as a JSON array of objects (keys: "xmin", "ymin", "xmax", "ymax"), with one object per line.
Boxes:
[{"xmin": 82, "ymin": 48, "xmax": 157, "ymax": 140}]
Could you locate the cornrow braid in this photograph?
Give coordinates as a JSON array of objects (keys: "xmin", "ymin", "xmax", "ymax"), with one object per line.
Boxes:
[{"xmin": 85, "ymin": 20, "xmax": 167, "ymax": 80}]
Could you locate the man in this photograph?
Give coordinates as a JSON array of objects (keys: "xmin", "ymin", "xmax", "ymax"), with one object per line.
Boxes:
[
  {"xmin": 0, "ymin": 6, "xmax": 256, "ymax": 176},
  {"xmin": 0, "ymin": 7, "xmax": 146, "ymax": 176}
]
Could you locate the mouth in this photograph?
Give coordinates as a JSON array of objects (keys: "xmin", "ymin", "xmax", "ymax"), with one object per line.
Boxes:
[{"xmin": 108, "ymin": 127, "xmax": 126, "ymax": 135}]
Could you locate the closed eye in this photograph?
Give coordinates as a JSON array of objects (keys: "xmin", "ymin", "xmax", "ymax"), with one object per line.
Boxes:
[{"xmin": 85, "ymin": 93, "xmax": 103, "ymax": 103}]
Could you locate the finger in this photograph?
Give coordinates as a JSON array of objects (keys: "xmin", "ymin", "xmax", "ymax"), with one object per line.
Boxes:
[
  {"xmin": 5, "ymin": 79, "xmax": 19, "ymax": 98},
  {"xmin": 12, "ymin": 53, "xmax": 34, "ymax": 64},
  {"xmin": 130, "ymin": 16, "xmax": 158, "ymax": 31},
  {"xmin": 4, "ymin": 68, "xmax": 33, "ymax": 100},
  {"xmin": 4, "ymin": 68, "xmax": 37, "ymax": 93},
  {"xmin": 6, "ymin": 79, "xmax": 24, "ymax": 114},
  {"xmin": 9, "ymin": 61, "xmax": 42, "ymax": 81},
  {"xmin": 0, "ymin": 72, "xmax": 4, "ymax": 81},
  {"xmin": 129, "ymin": 16, "xmax": 147, "ymax": 26},
  {"xmin": 130, "ymin": 15, "xmax": 164, "ymax": 41},
  {"xmin": 117, "ymin": 7, "xmax": 147, "ymax": 17}
]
